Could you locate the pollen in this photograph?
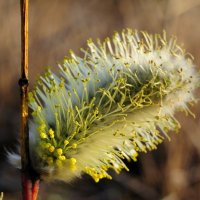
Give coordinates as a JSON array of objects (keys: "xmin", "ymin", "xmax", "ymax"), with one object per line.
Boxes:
[
  {"xmin": 45, "ymin": 143, "xmax": 51, "ymax": 148},
  {"xmin": 48, "ymin": 128, "xmax": 55, "ymax": 138},
  {"xmin": 59, "ymin": 79, "xmax": 65, "ymax": 88},
  {"xmin": 37, "ymin": 123, "xmax": 46, "ymax": 133},
  {"xmin": 37, "ymin": 106, "xmax": 41, "ymax": 112},
  {"xmin": 58, "ymin": 155, "xmax": 66, "ymax": 161},
  {"xmin": 28, "ymin": 92, "xmax": 35, "ymax": 103},
  {"xmin": 70, "ymin": 158, "xmax": 77, "ymax": 165},
  {"xmin": 69, "ymin": 158, "xmax": 77, "ymax": 171},
  {"xmin": 56, "ymin": 148, "xmax": 63, "ymax": 156},
  {"xmin": 72, "ymin": 143, "xmax": 77, "ymax": 149},
  {"xmin": 64, "ymin": 140, "xmax": 69, "ymax": 146},
  {"xmin": 40, "ymin": 132, "xmax": 47, "ymax": 139},
  {"xmin": 48, "ymin": 145, "xmax": 55, "ymax": 153}
]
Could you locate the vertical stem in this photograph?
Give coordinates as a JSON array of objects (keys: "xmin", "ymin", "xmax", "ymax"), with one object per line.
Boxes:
[
  {"xmin": 22, "ymin": 175, "xmax": 32, "ymax": 200},
  {"xmin": 19, "ymin": 0, "xmax": 40, "ymax": 199},
  {"xmin": 32, "ymin": 180, "xmax": 40, "ymax": 200},
  {"xmin": 20, "ymin": 0, "xmax": 29, "ymax": 166}
]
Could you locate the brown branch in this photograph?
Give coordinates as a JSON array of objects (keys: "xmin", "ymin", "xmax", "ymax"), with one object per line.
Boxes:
[
  {"xmin": 19, "ymin": 0, "xmax": 40, "ymax": 199},
  {"xmin": 20, "ymin": 0, "xmax": 30, "ymax": 199}
]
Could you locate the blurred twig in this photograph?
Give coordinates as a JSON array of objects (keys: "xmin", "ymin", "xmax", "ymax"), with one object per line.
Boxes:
[
  {"xmin": 20, "ymin": 0, "xmax": 40, "ymax": 200},
  {"xmin": 19, "ymin": 0, "xmax": 31, "ymax": 199}
]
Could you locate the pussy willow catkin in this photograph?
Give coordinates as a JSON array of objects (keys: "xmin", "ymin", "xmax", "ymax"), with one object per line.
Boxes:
[{"xmin": 10, "ymin": 29, "xmax": 199, "ymax": 183}]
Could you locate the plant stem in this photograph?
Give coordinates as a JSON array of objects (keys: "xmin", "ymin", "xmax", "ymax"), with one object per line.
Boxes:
[
  {"xmin": 32, "ymin": 180, "xmax": 40, "ymax": 200},
  {"xmin": 22, "ymin": 175, "xmax": 32, "ymax": 200},
  {"xmin": 20, "ymin": 0, "xmax": 40, "ymax": 199}
]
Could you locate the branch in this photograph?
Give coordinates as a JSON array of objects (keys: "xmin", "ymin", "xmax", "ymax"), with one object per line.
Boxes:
[{"xmin": 19, "ymin": 0, "xmax": 40, "ymax": 199}]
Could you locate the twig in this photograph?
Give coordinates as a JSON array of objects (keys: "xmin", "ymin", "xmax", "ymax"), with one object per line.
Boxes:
[
  {"xmin": 32, "ymin": 180, "xmax": 40, "ymax": 200},
  {"xmin": 19, "ymin": 0, "xmax": 40, "ymax": 199}
]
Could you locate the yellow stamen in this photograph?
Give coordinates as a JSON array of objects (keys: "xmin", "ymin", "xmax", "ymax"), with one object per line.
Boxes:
[
  {"xmin": 56, "ymin": 148, "xmax": 63, "ymax": 156},
  {"xmin": 70, "ymin": 158, "xmax": 77, "ymax": 165},
  {"xmin": 59, "ymin": 155, "xmax": 66, "ymax": 161},
  {"xmin": 64, "ymin": 140, "xmax": 69, "ymax": 146},
  {"xmin": 72, "ymin": 143, "xmax": 77, "ymax": 149},
  {"xmin": 49, "ymin": 128, "xmax": 55, "ymax": 138},
  {"xmin": 49, "ymin": 145, "xmax": 55, "ymax": 153},
  {"xmin": 40, "ymin": 132, "xmax": 47, "ymax": 139}
]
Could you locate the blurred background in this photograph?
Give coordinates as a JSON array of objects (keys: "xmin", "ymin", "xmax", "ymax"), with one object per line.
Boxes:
[{"xmin": 0, "ymin": 0, "xmax": 200, "ymax": 199}]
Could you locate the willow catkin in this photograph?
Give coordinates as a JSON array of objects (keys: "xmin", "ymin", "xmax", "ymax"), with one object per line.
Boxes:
[{"xmin": 9, "ymin": 29, "xmax": 199, "ymax": 183}]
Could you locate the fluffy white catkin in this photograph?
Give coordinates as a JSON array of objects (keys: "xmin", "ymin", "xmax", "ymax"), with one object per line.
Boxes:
[{"xmin": 9, "ymin": 29, "xmax": 199, "ymax": 183}]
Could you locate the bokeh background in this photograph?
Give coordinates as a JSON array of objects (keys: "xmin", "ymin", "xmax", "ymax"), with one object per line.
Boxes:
[{"xmin": 0, "ymin": 0, "xmax": 200, "ymax": 199}]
